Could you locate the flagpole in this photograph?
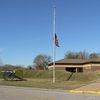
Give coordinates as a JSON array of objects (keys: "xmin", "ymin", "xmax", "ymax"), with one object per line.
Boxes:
[{"xmin": 53, "ymin": 6, "xmax": 56, "ymax": 83}]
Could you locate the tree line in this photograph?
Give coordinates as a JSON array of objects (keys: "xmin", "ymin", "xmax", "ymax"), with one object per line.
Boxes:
[
  {"xmin": 1, "ymin": 51, "xmax": 100, "ymax": 71},
  {"xmin": 0, "ymin": 54, "xmax": 52, "ymax": 71},
  {"xmin": 65, "ymin": 51, "xmax": 100, "ymax": 59}
]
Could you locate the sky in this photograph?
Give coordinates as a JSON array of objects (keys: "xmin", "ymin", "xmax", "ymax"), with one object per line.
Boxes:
[{"xmin": 0, "ymin": 0, "xmax": 100, "ymax": 66}]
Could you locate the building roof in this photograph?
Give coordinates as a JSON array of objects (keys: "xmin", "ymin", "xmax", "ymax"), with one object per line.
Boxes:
[{"xmin": 49, "ymin": 58, "xmax": 100, "ymax": 65}]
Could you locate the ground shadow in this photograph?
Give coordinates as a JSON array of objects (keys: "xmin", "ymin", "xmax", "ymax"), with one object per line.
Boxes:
[{"xmin": 67, "ymin": 72, "xmax": 74, "ymax": 81}]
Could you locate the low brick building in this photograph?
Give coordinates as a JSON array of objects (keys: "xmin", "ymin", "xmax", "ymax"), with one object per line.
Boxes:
[{"xmin": 48, "ymin": 58, "xmax": 100, "ymax": 72}]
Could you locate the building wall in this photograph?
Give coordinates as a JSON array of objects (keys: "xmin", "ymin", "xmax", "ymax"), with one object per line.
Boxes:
[
  {"xmin": 48, "ymin": 63, "xmax": 100, "ymax": 72},
  {"xmin": 91, "ymin": 66, "xmax": 100, "ymax": 71},
  {"xmin": 55, "ymin": 67, "xmax": 65, "ymax": 70},
  {"xmin": 48, "ymin": 65, "xmax": 84, "ymax": 72},
  {"xmin": 83, "ymin": 67, "xmax": 91, "ymax": 72},
  {"xmin": 48, "ymin": 64, "xmax": 83, "ymax": 68},
  {"xmin": 83, "ymin": 64, "xmax": 92, "ymax": 72}
]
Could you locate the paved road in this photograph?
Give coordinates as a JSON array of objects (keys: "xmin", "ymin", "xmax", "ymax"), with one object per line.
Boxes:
[{"xmin": 0, "ymin": 86, "xmax": 100, "ymax": 100}]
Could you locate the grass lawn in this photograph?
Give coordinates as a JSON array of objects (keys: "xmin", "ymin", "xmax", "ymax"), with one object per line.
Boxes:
[
  {"xmin": 0, "ymin": 70, "xmax": 100, "ymax": 90},
  {"xmin": 0, "ymin": 78, "xmax": 92, "ymax": 90}
]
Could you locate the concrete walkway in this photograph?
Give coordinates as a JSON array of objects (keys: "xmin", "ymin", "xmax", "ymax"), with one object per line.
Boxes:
[
  {"xmin": 75, "ymin": 82, "xmax": 100, "ymax": 91},
  {"xmin": 70, "ymin": 80, "xmax": 100, "ymax": 94}
]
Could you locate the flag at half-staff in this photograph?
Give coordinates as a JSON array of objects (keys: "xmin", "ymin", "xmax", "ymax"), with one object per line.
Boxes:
[{"xmin": 55, "ymin": 33, "xmax": 59, "ymax": 47}]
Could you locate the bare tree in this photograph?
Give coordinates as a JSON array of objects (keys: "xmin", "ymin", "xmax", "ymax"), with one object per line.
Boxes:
[
  {"xmin": 65, "ymin": 51, "xmax": 77, "ymax": 59},
  {"xmin": 76, "ymin": 51, "xmax": 89, "ymax": 59},
  {"xmin": 27, "ymin": 65, "xmax": 35, "ymax": 70},
  {"xmin": 89, "ymin": 53, "xmax": 100, "ymax": 59},
  {"xmin": 33, "ymin": 54, "xmax": 52, "ymax": 70},
  {"xmin": 65, "ymin": 51, "xmax": 89, "ymax": 59},
  {"xmin": 0, "ymin": 64, "xmax": 24, "ymax": 71}
]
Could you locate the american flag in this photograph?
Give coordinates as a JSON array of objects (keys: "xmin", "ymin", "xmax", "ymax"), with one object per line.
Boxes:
[{"xmin": 55, "ymin": 33, "xmax": 59, "ymax": 47}]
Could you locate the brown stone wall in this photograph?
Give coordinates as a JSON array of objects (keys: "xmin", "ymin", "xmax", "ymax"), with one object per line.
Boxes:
[
  {"xmin": 91, "ymin": 66, "xmax": 100, "ymax": 71},
  {"xmin": 55, "ymin": 67, "xmax": 65, "ymax": 70},
  {"xmin": 83, "ymin": 67, "xmax": 92, "ymax": 72}
]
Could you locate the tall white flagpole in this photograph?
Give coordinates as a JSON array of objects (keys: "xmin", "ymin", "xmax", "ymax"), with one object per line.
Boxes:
[{"xmin": 53, "ymin": 6, "xmax": 56, "ymax": 83}]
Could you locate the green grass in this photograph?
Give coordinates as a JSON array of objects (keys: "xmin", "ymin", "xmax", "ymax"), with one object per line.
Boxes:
[
  {"xmin": 0, "ymin": 70, "xmax": 100, "ymax": 90},
  {"xmin": 0, "ymin": 79, "xmax": 88, "ymax": 90},
  {"xmin": 22, "ymin": 70, "xmax": 100, "ymax": 82}
]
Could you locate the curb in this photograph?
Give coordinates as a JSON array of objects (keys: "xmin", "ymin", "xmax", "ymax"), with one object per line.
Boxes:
[{"xmin": 70, "ymin": 90, "xmax": 100, "ymax": 95}]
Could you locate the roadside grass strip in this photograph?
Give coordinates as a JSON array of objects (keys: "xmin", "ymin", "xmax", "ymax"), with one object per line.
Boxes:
[{"xmin": 70, "ymin": 90, "xmax": 100, "ymax": 95}]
